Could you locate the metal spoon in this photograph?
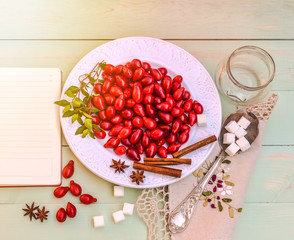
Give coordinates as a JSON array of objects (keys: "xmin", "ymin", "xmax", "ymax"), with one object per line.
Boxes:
[{"xmin": 168, "ymin": 109, "xmax": 259, "ymax": 233}]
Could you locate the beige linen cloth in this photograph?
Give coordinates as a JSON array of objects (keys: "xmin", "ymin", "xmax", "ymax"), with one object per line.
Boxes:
[{"xmin": 137, "ymin": 94, "xmax": 278, "ymax": 240}]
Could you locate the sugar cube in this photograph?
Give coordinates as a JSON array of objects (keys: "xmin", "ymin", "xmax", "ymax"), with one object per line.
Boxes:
[
  {"xmin": 112, "ymin": 210, "xmax": 125, "ymax": 223},
  {"xmin": 114, "ymin": 186, "xmax": 124, "ymax": 197},
  {"xmin": 234, "ymin": 127, "xmax": 247, "ymax": 139},
  {"xmin": 123, "ymin": 202, "xmax": 134, "ymax": 216},
  {"xmin": 197, "ymin": 114, "xmax": 207, "ymax": 127},
  {"xmin": 225, "ymin": 142, "xmax": 240, "ymax": 156},
  {"xmin": 238, "ymin": 116, "xmax": 251, "ymax": 129},
  {"xmin": 223, "ymin": 133, "xmax": 235, "ymax": 144},
  {"xmin": 236, "ymin": 137, "xmax": 251, "ymax": 152},
  {"xmin": 93, "ymin": 215, "xmax": 104, "ymax": 228},
  {"xmin": 225, "ymin": 121, "xmax": 239, "ymax": 133}
]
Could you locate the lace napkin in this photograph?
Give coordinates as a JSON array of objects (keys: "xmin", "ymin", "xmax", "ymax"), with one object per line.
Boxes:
[{"xmin": 136, "ymin": 94, "xmax": 278, "ymax": 240}]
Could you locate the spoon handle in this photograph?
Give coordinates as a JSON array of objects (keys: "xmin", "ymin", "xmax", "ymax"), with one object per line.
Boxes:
[{"xmin": 168, "ymin": 151, "xmax": 226, "ymax": 233}]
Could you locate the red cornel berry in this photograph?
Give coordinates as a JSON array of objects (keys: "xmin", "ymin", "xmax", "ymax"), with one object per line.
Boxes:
[
  {"xmin": 70, "ymin": 180, "xmax": 82, "ymax": 196},
  {"xmin": 66, "ymin": 202, "xmax": 77, "ymax": 218},
  {"xmin": 64, "ymin": 59, "xmax": 207, "ymax": 161},
  {"xmin": 62, "ymin": 160, "xmax": 74, "ymax": 179},
  {"xmin": 80, "ymin": 194, "xmax": 97, "ymax": 205},
  {"xmin": 56, "ymin": 208, "xmax": 67, "ymax": 222},
  {"xmin": 54, "ymin": 186, "xmax": 69, "ymax": 198}
]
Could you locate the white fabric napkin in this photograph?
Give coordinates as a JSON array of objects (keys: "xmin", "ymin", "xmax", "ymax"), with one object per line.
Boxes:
[{"xmin": 169, "ymin": 94, "xmax": 278, "ymax": 240}]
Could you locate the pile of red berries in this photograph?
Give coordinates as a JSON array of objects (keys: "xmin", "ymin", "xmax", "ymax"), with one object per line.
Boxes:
[{"xmin": 91, "ymin": 59, "xmax": 204, "ymax": 161}]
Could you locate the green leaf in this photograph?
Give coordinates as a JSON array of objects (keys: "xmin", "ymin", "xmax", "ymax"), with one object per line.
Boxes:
[
  {"xmin": 98, "ymin": 79, "xmax": 104, "ymax": 83},
  {"xmin": 72, "ymin": 113, "xmax": 79, "ymax": 123},
  {"xmin": 83, "ymin": 96, "xmax": 91, "ymax": 105},
  {"xmin": 80, "ymin": 81, "xmax": 87, "ymax": 89},
  {"xmin": 89, "ymin": 131, "xmax": 95, "ymax": 139},
  {"xmin": 84, "ymin": 118, "xmax": 92, "ymax": 130},
  {"xmin": 73, "ymin": 98, "xmax": 84, "ymax": 108},
  {"xmin": 99, "ymin": 61, "xmax": 107, "ymax": 70},
  {"xmin": 237, "ymin": 208, "xmax": 243, "ymax": 213},
  {"xmin": 81, "ymin": 88, "xmax": 89, "ymax": 98},
  {"xmin": 82, "ymin": 129, "xmax": 89, "ymax": 138},
  {"xmin": 80, "ymin": 107, "xmax": 89, "ymax": 113},
  {"xmin": 91, "ymin": 106, "xmax": 100, "ymax": 113},
  {"xmin": 88, "ymin": 76, "xmax": 96, "ymax": 86},
  {"xmin": 75, "ymin": 125, "xmax": 86, "ymax": 135},
  {"xmin": 202, "ymin": 191, "xmax": 213, "ymax": 196},
  {"xmin": 54, "ymin": 99, "xmax": 70, "ymax": 106},
  {"xmin": 77, "ymin": 116, "xmax": 83, "ymax": 125},
  {"xmin": 63, "ymin": 110, "xmax": 76, "ymax": 118},
  {"xmin": 65, "ymin": 90, "xmax": 75, "ymax": 98},
  {"xmin": 63, "ymin": 104, "xmax": 71, "ymax": 113},
  {"xmin": 82, "ymin": 111, "xmax": 92, "ymax": 119},
  {"xmin": 222, "ymin": 159, "xmax": 231, "ymax": 164},
  {"xmin": 92, "ymin": 124, "xmax": 103, "ymax": 131},
  {"xmin": 67, "ymin": 86, "xmax": 80, "ymax": 93},
  {"xmin": 218, "ymin": 201, "xmax": 223, "ymax": 212},
  {"xmin": 222, "ymin": 198, "xmax": 232, "ymax": 203}
]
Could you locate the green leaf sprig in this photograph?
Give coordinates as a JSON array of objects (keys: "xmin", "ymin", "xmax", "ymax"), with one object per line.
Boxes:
[{"xmin": 55, "ymin": 61, "xmax": 107, "ymax": 139}]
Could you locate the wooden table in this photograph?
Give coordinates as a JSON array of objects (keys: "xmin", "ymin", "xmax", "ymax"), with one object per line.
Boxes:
[{"xmin": 0, "ymin": 1, "xmax": 293, "ymax": 239}]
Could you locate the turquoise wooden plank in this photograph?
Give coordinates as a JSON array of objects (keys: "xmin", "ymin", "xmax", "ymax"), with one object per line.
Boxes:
[
  {"xmin": 245, "ymin": 146, "xmax": 294, "ymax": 203},
  {"xmin": 0, "ymin": 0, "xmax": 293, "ymax": 39},
  {"xmin": 0, "ymin": 40, "xmax": 292, "ymax": 91},
  {"xmin": 0, "ymin": 203, "xmax": 147, "ymax": 240},
  {"xmin": 0, "ymin": 147, "xmax": 142, "ymax": 204},
  {"xmin": 235, "ymin": 203, "xmax": 294, "ymax": 240},
  {"xmin": 262, "ymin": 91, "xmax": 294, "ymax": 145}
]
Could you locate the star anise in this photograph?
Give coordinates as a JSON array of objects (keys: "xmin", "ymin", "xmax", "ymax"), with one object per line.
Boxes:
[
  {"xmin": 35, "ymin": 206, "xmax": 49, "ymax": 222},
  {"xmin": 130, "ymin": 170, "xmax": 145, "ymax": 185},
  {"xmin": 110, "ymin": 159, "xmax": 129, "ymax": 173},
  {"xmin": 22, "ymin": 202, "xmax": 39, "ymax": 221}
]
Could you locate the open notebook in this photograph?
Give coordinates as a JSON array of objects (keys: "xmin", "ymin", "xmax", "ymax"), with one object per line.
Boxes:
[{"xmin": 0, "ymin": 68, "xmax": 62, "ymax": 186}]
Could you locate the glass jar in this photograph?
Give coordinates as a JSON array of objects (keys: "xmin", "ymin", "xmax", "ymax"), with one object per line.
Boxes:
[{"xmin": 216, "ymin": 46, "xmax": 275, "ymax": 105}]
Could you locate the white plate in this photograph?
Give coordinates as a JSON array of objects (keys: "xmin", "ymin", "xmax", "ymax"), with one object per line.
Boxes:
[{"xmin": 61, "ymin": 37, "xmax": 222, "ymax": 188}]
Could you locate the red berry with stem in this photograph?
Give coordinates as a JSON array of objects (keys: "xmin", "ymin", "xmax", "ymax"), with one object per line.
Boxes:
[
  {"xmin": 158, "ymin": 146, "xmax": 168, "ymax": 158},
  {"xmin": 62, "ymin": 160, "xmax": 74, "ymax": 179},
  {"xmin": 93, "ymin": 129, "xmax": 106, "ymax": 139},
  {"xmin": 66, "ymin": 202, "xmax": 77, "ymax": 218},
  {"xmin": 54, "ymin": 186, "xmax": 69, "ymax": 198},
  {"xmin": 70, "ymin": 180, "xmax": 82, "ymax": 196},
  {"xmin": 80, "ymin": 194, "xmax": 97, "ymax": 205},
  {"xmin": 114, "ymin": 145, "xmax": 127, "ymax": 155},
  {"xmin": 56, "ymin": 208, "xmax": 67, "ymax": 222}
]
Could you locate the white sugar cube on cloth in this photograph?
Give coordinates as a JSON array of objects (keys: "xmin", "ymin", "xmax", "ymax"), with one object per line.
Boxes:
[
  {"xmin": 114, "ymin": 186, "xmax": 124, "ymax": 197},
  {"xmin": 197, "ymin": 114, "xmax": 207, "ymax": 127},
  {"xmin": 223, "ymin": 133, "xmax": 235, "ymax": 144},
  {"xmin": 225, "ymin": 121, "xmax": 239, "ymax": 133},
  {"xmin": 93, "ymin": 215, "xmax": 104, "ymax": 228},
  {"xmin": 123, "ymin": 202, "xmax": 134, "ymax": 216},
  {"xmin": 235, "ymin": 127, "xmax": 247, "ymax": 139},
  {"xmin": 238, "ymin": 116, "xmax": 251, "ymax": 129},
  {"xmin": 225, "ymin": 142, "xmax": 240, "ymax": 156},
  {"xmin": 236, "ymin": 137, "xmax": 251, "ymax": 152},
  {"xmin": 112, "ymin": 210, "xmax": 125, "ymax": 223}
]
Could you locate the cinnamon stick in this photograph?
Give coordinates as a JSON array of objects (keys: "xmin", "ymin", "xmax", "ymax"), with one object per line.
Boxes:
[
  {"xmin": 143, "ymin": 162, "xmax": 182, "ymax": 166},
  {"xmin": 172, "ymin": 135, "xmax": 217, "ymax": 158},
  {"xmin": 133, "ymin": 162, "xmax": 182, "ymax": 178},
  {"xmin": 144, "ymin": 157, "xmax": 191, "ymax": 165}
]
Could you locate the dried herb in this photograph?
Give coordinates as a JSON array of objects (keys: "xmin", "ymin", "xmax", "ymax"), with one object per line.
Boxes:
[
  {"xmin": 110, "ymin": 159, "xmax": 129, "ymax": 173},
  {"xmin": 55, "ymin": 61, "xmax": 106, "ymax": 139},
  {"xmin": 218, "ymin": 201, "xmax": 223, "ymax": 212},
  {"xmin": 193, "ymin": 158, "xmax": 242, "ymax": 218},
  {"xmin": 35, "ymin": 206, "xmax": 49, "ymax": 222},
  {"xmin": 22, "ymin": 202, "xmax": 39, "ymax": 221},
  {"xmin": 222, "ymin": 198, "xmax": 232, "ymax": 203},
  {"xmin": 130, "ymin": 170, "xmax": 145, "ymax": 185}
]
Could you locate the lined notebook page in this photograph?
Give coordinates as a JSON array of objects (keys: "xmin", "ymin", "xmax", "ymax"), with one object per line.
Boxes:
[{"xmin": 0, "ymin": 68, "xmax": 61, "ymax": 186}]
